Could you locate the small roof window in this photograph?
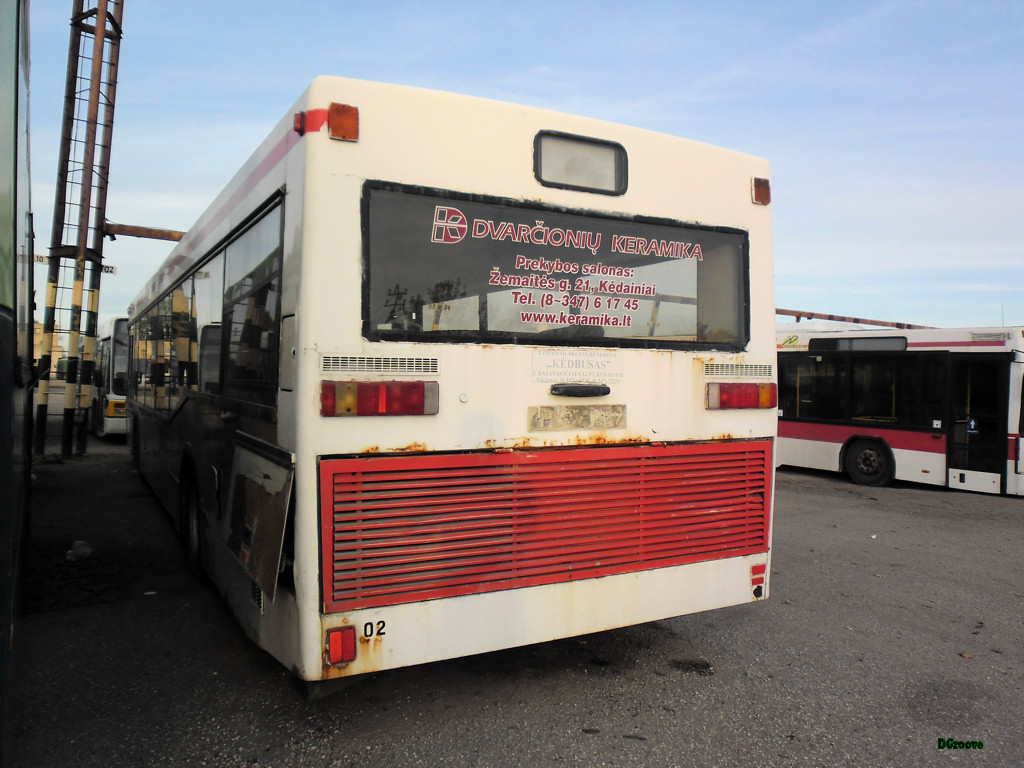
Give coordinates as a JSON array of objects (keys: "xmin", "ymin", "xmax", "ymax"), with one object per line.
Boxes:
[{"xmin": 534, "ymin": 131, "xmax": 627, "ymax": 195}]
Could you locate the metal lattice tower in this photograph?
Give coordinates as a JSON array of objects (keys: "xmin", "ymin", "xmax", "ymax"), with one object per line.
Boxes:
[{"xmin": 35, "ymin": 0, "xmax": 124, "ymax": 457}]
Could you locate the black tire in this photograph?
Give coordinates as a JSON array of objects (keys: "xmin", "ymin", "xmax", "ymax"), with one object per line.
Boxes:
[
  {"xmin": 844, "ymin": 439, "xmax": 893, "ymax": 487},
  {"xmin": 180, "ymin": 470, "xmax": 207, "ymax": 579}
]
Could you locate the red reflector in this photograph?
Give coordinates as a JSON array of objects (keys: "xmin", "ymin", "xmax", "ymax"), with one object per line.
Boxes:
[
  {"xmin": 751, "ymin": 563, "xmax": 767, "ymax": 576},
  {"xmin": 357, "ymin": 382, "xmax": 382, "ymax": 414},
  {"xmin": 320, "ymin": 380, "xmax": 337, "ymax": 416},
  {"xmin": 706, "ymin": 382, "xmax": 778, "ymax": 410},
  {"xmin": 326, "ymin": 626, "xmax": 357, "ymax": 664},
  {"xmin": 386, "ymin": 381, "xmax": 425, "ymax": 415}
]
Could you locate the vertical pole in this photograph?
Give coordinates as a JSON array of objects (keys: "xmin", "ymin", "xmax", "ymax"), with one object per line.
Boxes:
[
  {"xmin": 34, "ymin": 0, "xmax": 85, "ymax": 455},
  {"xmin": 75, "ymin": 0, "xmax": 123, "ymax": 454},
  {"xmin": 75, "ymin": 261, "xmax": 100, "ymax": 454},
  {"xmin": 62, "ymin": 0, "xmax": 110, "ymax": 458}
]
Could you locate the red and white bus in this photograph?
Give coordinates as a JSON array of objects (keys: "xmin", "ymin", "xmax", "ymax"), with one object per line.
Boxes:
[
  {"xmin": 127, "ymin": 76, "xmax": 776, "ymax": 688},
  {"xmin": 778, "ymin": 326, "xmax": 1024, "ymax": 495}
]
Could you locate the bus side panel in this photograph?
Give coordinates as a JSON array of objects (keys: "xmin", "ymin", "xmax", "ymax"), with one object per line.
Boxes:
[
  {"xmin": 134, "ymin": 409, "xmax": 176, "ymax": 513},
  {"xmin": 891, "ymin": 447, "xmax": 946, "ymax": 487},
  {"xmin": 777, "ymin": 435, "xmax": 841, "ymax": 474},
  {"xmin": 778, "ymin": 421, "xmax": 947, "ymax": 486}
]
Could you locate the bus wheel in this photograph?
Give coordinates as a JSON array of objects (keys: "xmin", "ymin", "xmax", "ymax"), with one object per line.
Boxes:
[
  {"xmin": 181, "ymin": 472, "xmax": 207, "ymax": 579},
  {"xmin": 844, "ymin": 440, "xmax": 892, "ymax": 487}
]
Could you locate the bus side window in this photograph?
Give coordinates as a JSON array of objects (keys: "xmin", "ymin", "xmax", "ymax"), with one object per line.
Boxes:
[
  {"xmin": 221, "ymin": 205, "xmax": 282, "ymax": 406},
  {"xmin": 171, "ymin": 286, "xmax": 191, "ymax": 395},
  {"xmin": 157, "ymin": 294, "xmax": 175, "ymax": 411},
  {"xmin": 193, "ymin": 252, "xmax": 225, "ymax": 394},
  {"xmin": 137, "ymin": 309, "xmax": 159, "ymax": 410},
  {"xmin": 199, "ymin": 325, "xmax": 222, "ymax": 392}
]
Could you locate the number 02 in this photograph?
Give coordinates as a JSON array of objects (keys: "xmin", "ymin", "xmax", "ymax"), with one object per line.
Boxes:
[{"xmin": 363, "ymin": 620, "xmax": 386, "ymax": 638}]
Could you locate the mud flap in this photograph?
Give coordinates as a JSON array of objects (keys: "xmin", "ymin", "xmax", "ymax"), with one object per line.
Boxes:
[{"xmin": 225, "ymin": 432, "xmax": 295, "ymax": 603}]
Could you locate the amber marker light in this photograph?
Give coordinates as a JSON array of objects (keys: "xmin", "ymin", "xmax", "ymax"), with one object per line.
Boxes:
[
  {"xmin": 328, "ymin": 103, "xmax": 359, "ymax": 141},
  {"xmin": 752, "ymin": 177, "xmax": 771, "ymax": 205}
]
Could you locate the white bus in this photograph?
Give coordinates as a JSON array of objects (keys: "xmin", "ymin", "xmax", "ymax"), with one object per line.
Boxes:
[
  {"xmin": 89, "ymin": 316, "xmax": 129, "ymax": 437},
  {"xmin": 127, "ymin": 77, "xmax": 776, "ymax": 688},
  {"xmin": 778, "ymin": 326, "xmax": 1024, "ymax": 495}
]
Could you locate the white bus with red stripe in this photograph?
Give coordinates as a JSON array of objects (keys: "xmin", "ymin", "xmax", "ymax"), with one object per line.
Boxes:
[
  {"xmin": 778, "ymin": 326, "xmax": 1024, "ymax": 495},
  {"xmin": 126, "ymin": 77, "xmax": 776, "ymax": 688}
]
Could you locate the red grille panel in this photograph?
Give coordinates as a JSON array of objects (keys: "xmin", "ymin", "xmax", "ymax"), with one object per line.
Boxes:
[{"xmin": 319, "ymin": 440, "xmax": 772, "ymax": 613}]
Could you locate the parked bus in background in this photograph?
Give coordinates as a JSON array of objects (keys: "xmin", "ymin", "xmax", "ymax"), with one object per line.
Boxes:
[
  {"xmin": 89, "ymin": 316, "xmax": 128, "ymax": 437},
  {"xmin": 127, "ymin": 77, "xmax": 776, "ymax": 690},
  {"xmin": 778, "ymin": 326, "xmax": 1024, "ymax": 495}
]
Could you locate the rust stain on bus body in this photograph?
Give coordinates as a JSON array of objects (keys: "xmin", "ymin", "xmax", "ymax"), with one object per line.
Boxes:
[
  {"xmin": 357, "ymin": 433, "xmax": 654, "ymax": 457},
  {"xmin": 391, "ymin": 441, "xmax": 429, "ymax": 453}
]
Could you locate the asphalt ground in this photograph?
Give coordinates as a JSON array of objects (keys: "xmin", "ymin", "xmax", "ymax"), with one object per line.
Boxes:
[{"xmin": 7, "ymin": 431, "xmax": 1023, "ymax": 767}]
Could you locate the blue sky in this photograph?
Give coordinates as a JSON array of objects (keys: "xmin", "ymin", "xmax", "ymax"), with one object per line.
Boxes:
[{"xmin": 28, "ymin": 0, "xmax": 1024, "ymax": 329}]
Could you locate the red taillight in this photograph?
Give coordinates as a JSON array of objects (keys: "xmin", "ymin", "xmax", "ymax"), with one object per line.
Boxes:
[
  {"xmin": 321, "ymin": 380, "xmax": 439, "ymax": 416},
  {"xmin": 320, "ymin": 380, "xmax": 337, "ymax": 416},
  {"xmin": 706, "ymin": 382, "xmax": 778, "ymax": 410},
  {"xmin": 326, "ymin": 626, "xmax": 356, "ymax": 664}
]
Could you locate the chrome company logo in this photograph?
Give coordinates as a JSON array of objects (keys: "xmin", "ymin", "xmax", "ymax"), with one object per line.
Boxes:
[{"xmin": 431, "ymin": 205, "xmax": 468, "ymax": 244}]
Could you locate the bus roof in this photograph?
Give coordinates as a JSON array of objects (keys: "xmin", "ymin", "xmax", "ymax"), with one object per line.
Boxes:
[{"xmin": 777, "ymin": 325, "xmax": 1024, "ymax": 354}]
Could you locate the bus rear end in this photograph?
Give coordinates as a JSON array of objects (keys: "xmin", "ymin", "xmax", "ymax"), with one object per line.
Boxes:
[{"xmin": 287, "ymin": 78, "xmax": 776, "ymax": 680}]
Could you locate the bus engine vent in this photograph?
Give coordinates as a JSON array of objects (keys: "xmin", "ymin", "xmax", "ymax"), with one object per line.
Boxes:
[
  {"xmin": 321, "ymin": 356, "xmax": 439, "ymax": 375},
  {"xmin": 319, "ymin": 440, "xmax": 772, "ymax": 613},
  {"xmin": 704, "ymin": 363, "xmax": 773, "ymax": 378}
]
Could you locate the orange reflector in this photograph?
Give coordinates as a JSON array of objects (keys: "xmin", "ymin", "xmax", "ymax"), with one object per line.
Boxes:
[
  {"xmin": 328, "ymin": 103, "xmax": 359, "ymax": 141},
  {"xmin": 320, "ymin": 380, "xmax": 439, "ymax": 416},
  {"xmin": 752, "ymin": 177, "xmax": 771, "ymax": 205},
  {"xmin": 326, "ymin": 626, "xmax": 357, "ymax": 664},
  {"xmin": 706, "ymin": 382, "xmax": 778, "ymax": 410}
]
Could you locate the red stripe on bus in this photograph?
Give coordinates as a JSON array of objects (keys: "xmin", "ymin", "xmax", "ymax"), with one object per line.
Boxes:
[
  {"xmin": 778, "ymin": 421, "xmax": 946, "ymax": 454},
  {"xmin": 196, "ymin": 131, "xmax": 297, "ymax": 243},
  {"xmin": 185, "ymin": 108, "xmax": 329, "ymax": 252},
  {"xmin": 303, "ymin": 108, "xmax": 329, "ymax": 133},
  {"xmin": 170, "ymin": 116, "xmax": 315, "ymax": 272}
]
